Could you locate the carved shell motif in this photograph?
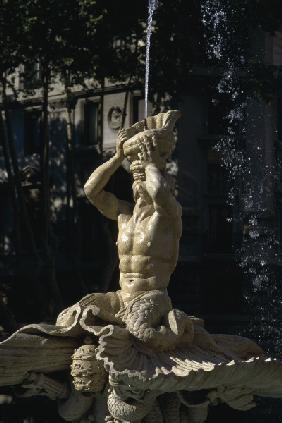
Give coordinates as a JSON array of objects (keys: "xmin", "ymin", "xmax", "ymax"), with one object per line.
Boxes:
[
  {"xmin": 71, "ymin": 345, "xmax": 107, "ymax": 393},
  {"xmin": 123, "ymin": 110, "xmax": 181, "ymax": 163}
]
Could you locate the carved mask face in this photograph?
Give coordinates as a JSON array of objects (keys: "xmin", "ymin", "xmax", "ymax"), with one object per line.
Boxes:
[{"xmin": 71, "ymin": 345, "xmax": 107, "ymax": 393}]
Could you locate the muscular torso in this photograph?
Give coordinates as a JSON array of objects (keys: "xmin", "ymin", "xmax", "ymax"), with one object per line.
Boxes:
[
  {"xmin": 84, "ymin": 151, "xmax": 182, "ymax": 300},
  {"xmin": 117, "ymin": 203, "xmax": 181, "ymax": 299}
]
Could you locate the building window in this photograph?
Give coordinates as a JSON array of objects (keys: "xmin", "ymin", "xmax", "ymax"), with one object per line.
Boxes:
[
  {"xmin": 24, "ymin": 62, "xmax": 42, "ymax": 90},
  {"xmin": 24, "ymin": 109, "xmax": 41, "ymax": 156},
  {"xmin": 83, "ymin": 101, "xmax": 98, "ymax": 145}
]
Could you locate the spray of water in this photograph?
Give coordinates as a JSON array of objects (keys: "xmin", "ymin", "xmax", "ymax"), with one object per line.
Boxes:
[
  {"xmin": 145, "ymin": 0, "xmax": 158, "ymax": 118},
  {"xmin": 201, "ymin": 0, "xmax": 281, "ymax": 357}
]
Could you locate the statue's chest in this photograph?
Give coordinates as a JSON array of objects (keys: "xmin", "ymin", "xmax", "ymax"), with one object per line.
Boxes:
[{"xmin": 117, "ymin": 215, "xmax": 173, "ymax": 254}]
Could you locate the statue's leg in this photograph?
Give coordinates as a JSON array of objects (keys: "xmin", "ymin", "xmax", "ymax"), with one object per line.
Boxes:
[{"xmin": 121, "ymin": 291, "xmax": 191, "ymax": 351}]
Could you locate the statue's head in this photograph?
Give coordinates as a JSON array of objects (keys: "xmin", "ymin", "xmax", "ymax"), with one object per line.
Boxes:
[{"xmin": 123, "ymin": 110, "xmax": 181, "ymax": 170}]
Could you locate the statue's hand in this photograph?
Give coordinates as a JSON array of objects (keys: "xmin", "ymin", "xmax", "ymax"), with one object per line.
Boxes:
[
  {"xmin": 116, "ymin": 129, "xmax": 127, "ymax": 161},
  {"xmin": 138, "ymin": 135, "xmax": 159, "ymax": 167},
  {"xmin": 130, "ymin": 160, "xmax": 146, "ymax": 181},
  {"xmin": 138, "ymin": 134, "xmax": 168, "ymax": 171}
]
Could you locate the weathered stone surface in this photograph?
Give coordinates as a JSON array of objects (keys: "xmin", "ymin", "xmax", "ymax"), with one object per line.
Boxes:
[{"xmin": 0, "ymin": 111, "xmax": 282, "ymax": 422}]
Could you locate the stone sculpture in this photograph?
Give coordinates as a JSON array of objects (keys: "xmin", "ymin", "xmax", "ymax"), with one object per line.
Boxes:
[{"xmin": 0, "ymin": 110, "xmax": 282, "ymax": 422}]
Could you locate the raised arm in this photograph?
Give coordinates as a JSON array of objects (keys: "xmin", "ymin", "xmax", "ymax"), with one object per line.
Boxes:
[
  {"xmin": 84, "ymin": 130, "xmax": 131, "ymax": 220},
  {"xmin": 135, "ymin": 136, "xmax": 181, "ymax": 220},
  {"xmin": 145, "ymin": 163, "xmax": 182, "ymax": 235}
]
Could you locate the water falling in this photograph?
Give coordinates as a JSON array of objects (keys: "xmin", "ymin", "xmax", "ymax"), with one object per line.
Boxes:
[
  {"xmin": 201, "ymin": 0, "xmax": 281, "ymax": 357},
  {"xmin": 145, "ymin": 0, "xmax": 158, "ymax": 118}
]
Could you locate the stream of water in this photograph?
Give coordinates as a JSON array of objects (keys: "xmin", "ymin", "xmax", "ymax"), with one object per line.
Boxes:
[{"xmin": 145, "ymin": 0, "xmax": 158, "ymax": 118}]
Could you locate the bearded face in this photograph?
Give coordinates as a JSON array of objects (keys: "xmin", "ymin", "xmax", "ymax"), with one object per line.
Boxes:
[
  {"xmin": 152, "ymin": 132, "xmax": 174, "ymax": 170},
  {"xmin": 132, "ymin": 181, "xmax": 152, "ymax": 204}
]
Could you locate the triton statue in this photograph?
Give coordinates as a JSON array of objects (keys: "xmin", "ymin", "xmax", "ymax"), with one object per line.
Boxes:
[{"xmin": 0, "ymin": 110, "xmax": 282, "ymax": 422}]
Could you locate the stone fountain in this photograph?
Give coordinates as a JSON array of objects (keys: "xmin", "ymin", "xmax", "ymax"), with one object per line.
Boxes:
[{"xmin": 0, "ymin": 110, "xmax": 282, "ymax": 422}]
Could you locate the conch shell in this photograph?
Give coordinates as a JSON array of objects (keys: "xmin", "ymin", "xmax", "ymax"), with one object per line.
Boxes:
[{"xmin": 123, "ymin": 110, "xmax": 181, "ymax": 163}]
